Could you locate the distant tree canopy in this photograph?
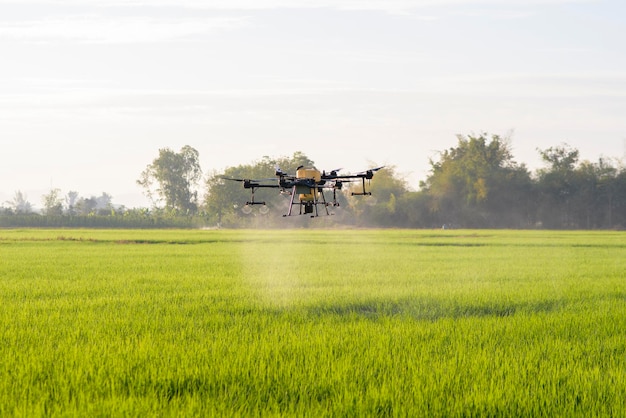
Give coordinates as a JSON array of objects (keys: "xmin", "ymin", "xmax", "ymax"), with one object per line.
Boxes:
[
  {"xmin": 42, "ymin": 188, "xmax": 64, "ymax": 216},
  {"xmin": 202, "ymin": 139, "xmax": 626, "ymax": 229},
  {"xmin": 346, "ymin": 165, "xmax": 409, "ymax": 227},
  {"xmin": 4, "ymin": 191, "xmax": 34, "ymax": 214},
  {"xmin": 2, "ymin": 136, "xmax": 625, "ymax": 229},
  {"xmin": 421, "ymin": 133, "xmax": 534, "ymax": 228},
  {"xmin": 535, "ymin": 144, "xmax": 625, "ymax": 229},
  {"xmin": 418, "ymin": 136, "xmax": 625, "ymax": 229},
  {"xmin": 137, "ymin": 145, "xmax": 202, "ymax": 214}
]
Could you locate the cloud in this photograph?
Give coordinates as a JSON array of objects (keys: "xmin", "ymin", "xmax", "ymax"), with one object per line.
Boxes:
[{"xmin": 0, "ymin": 15, "xmax": 250, "ymax": 44}]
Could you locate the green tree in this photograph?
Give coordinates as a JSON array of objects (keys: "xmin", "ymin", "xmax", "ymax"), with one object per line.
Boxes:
[
  {"xmin": 538, "ymin": 144, "xmax": 579, "ymax": 172},
  {"xmin": 5, "ymin": 191, "xmax": 33, "ymax": 214},
  {"xmin": 66, "ymin": 191, "xmax": 79, "ymax": 216},
  {"xmin": 137, "ymin": 146, "xmax": 202, "ymax": 214},
  {"xmin": 42, "ymin": 188, "xmax": 64, "ymax": 216},
  {"xmin": 95, "ymin": 193, "xmax": 114, "ymax": 215},
  {"xmin": 347, "ymin": 165, "xmax": 409, "ymax": 227},
  {"xmin": 397, "ymin": 191, "xmax": 436, "ymax": 228},
  {"xmin": 588, "ymin": 157, "xmax": 623, "ymax": 229},
  {"xmin": 567, "ymin": 157, "xmax": 622, "ymax": 229},
  {"xmin": 76, "ymin": 196, "xmax": 98, "ymax": 216},
  {"xmin": 422, "ymin": 133, "xmax": 533, "ymax": 227},
  {"xmin": 535, "ymin": 143, "xmax": 580, "ymax": 228},
  {"xmin": 614, "ymin": 167, "xmax": 626, "ymax": 228}
]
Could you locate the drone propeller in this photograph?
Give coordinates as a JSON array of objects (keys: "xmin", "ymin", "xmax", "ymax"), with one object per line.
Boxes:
[
  {"xmin": 358, "ymin": 166, "xmax": 384, "ymax": 174},
  {"xmin": 221, "ymin": 177, "xmax": 276, "ymax": 183},
  {"xmin": 330, "ymin": 178, "xmax": 358, "ymax": 189},
  {"xmin": 356, "ymin": 166, "xmax": 385, "ymax": 179}
]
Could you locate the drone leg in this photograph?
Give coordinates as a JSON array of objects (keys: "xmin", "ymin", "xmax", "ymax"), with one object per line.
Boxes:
[
  {"xmin": 351, "ymin": 177, "xmax": 372, "ymax": 196},
  {"xmin": 285, "ymin": 186, "xmax": 297, "ymax": 217},
  {"xmin": 309, "ymin": 191, "xmax": 315, "ymax": 217},
  {"xmin": 320, "ymin": 189, "xmax": 329, "ymax": 215},
  {"xmin": 245, "ymin": 187, "xmax": 255, "ymax": 206}
]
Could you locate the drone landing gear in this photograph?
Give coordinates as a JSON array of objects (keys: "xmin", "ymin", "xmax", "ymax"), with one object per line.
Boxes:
[
  {"xmin": 241, "ymin": 186, "xmax": 270, "ymax": 214},
  {"xmin": 283, "ymin": 186, "xmax": 331, "ymax": 217},
  {"xmin": 245, "ymin": 186, "xmax": 266, "ymax": 206},
  {"xmin": 351, "ymin": 177, "xmax": 372, "ymax": 196}
]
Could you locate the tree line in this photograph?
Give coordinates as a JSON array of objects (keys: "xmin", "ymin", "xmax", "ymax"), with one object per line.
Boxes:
[
  {"xmin": 2, "ymin": 134, "xmax": 625, "ymax": 229},
  {"xmin": 417, "ymin": 134, "xmax": 626, "ymax": 229}
]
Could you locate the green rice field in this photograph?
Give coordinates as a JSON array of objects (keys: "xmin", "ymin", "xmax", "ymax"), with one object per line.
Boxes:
[{"xmin": 1, "ymin": 228, "xmax": 625, "ymax": 416}]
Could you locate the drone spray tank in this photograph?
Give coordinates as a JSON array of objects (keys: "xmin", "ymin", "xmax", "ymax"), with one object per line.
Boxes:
[{"xmin": 295, "ymin": 167, "xmax": 322, "ymax": 214}]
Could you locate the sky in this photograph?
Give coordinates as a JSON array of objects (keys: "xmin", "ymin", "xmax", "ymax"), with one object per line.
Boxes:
[{"xmin": 1, "ymin": 0, "xmax": 625, "ymax": 209}]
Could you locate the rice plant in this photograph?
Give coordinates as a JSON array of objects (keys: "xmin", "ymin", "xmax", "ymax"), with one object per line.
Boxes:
[{"xmin": 0, "ymin": 229, "xmax": 624, "ymax": 416}]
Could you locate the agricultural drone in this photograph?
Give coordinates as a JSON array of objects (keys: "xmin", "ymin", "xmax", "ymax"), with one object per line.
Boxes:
[{"xmin": 223, "ymin": 166, "xmax": 384, "ymax": 217}]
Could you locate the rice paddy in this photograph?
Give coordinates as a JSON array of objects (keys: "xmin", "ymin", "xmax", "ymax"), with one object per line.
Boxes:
[{"xmin": 0, "ymin": 229, "xmax": 624, "ymax": 416}]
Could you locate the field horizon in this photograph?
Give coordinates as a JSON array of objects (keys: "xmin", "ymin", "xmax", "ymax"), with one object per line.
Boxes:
[{"xmin": 1, "ymin": 228, "xmax": 624, "ymax": 416}]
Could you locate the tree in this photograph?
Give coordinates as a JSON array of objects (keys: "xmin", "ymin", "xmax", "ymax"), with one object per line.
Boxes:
[
  {"xmin": 42, "ymin": 188, "xmax": 64, "ymax": 216},
  {"xmin": 397, "ymin": 191, "xmax": 436, "ymax": 228},
  {"xmin": 66, "ymin": 191, "xmax": 79, "ymax": 216},
  {"xmin": 347, "ymin": 165, "xmax": 409, "ymax": 227},
  {"xmin": 614, "ymin": 167, "xmax": 626, "ymax": 228},
  {"xmin": 5, "ymin": 191, "xmax": 33, "ymax": 214},
  {"xmin": 76, "ymin": 196, "xmax": 98, "ymax": 216},
  {"xmin": 137, "ymin": 146, "xmax": 202, "ymax": 214},
  {"xmin": 555, "ymin": 156, "xmax": 622, "ymax": 229},
  {"xmin": 422, "ymin": 133, "xmax": 533, "ymax": 227},
  {"xmin": 535, "ymin": 143, "xmax": 580, "ymax": 228},
  {"xmin": 75, "ymin": 192, "xmax": 113, "ymax": 216},
  {"xmin": 95, "ymin": 193, "xmax": 113, "ymax": 215},
  {"xmin": 538, "ymin": 144, "xmax": 579, "ymax": 172},
  {"xmin": 594, "ymin": 158, "xmax": 620, "ymax": 228}
]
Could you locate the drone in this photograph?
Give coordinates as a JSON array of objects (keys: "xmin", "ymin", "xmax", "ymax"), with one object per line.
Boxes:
[{"xmin": 223, "ymin": 165, "xmax": 384, "ymax": 217}]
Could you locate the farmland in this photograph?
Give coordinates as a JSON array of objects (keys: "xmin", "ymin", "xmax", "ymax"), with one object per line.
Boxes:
[{"xmin": 1, "ymin": 229, "xmax": 625, "ymax": 416}]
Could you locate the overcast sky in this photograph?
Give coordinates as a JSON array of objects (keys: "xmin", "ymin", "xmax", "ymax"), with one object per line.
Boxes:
[{"xmin": 1, "ymin": 0, "xmax": 624, "ymax": 208}]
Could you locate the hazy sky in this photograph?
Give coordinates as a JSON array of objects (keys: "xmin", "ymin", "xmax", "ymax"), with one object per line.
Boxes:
[{"xmin": 1, "ymin": 0, "xmax": 624, "ymax": 208}]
